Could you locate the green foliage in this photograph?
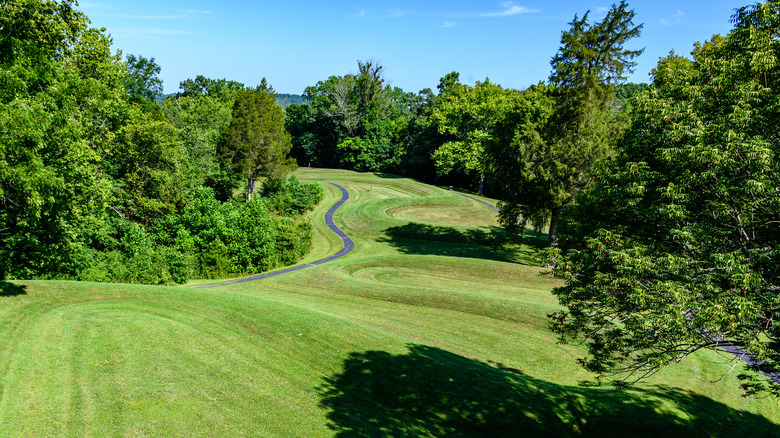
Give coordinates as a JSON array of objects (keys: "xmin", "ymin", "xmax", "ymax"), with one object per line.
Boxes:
[
  {"xmin": 0, "ymin": 2, "xmax": 319, "ymax": 285},
  {"xmin": 287, "ymin": 60, "xmax": 413, "ymax": 173},
  {"xmin": 612, "ymin": 82, "xmax": 651, "ymax": 113},
  {"xmin": 151, "ymin": 180, "xmax": 322, "ymax": 280},
  {"xmin": 273, "ymin": 217, "xmax": 313, "ymax": 265},
  {"xmin": 154, "ymin": 187, "xmax": 275, "ymax": 278},
  {"xmin": 111, "ymin": 105, "xmax": 186, "ymax": 224},
  {"xmin": 0, "ymin": 0, "xmax": 124, "ymax": 279},
  {"xmin": 549, "ymin": 0, "xmax": 643, "ymax": 92},
  {"xmin": 392, "ymin": 88, "xmax": 443, "ymax": 183},
  {"xmin": 337, "ymin": 137, "xmax": 379, "ymax": 172},
  {"xmin": 261, "ymin": 175, "xmax": 324, "ymax": 215},
  {"xmin": 124, "ymin": 54, "xmax": 163, "ymax": 104},
  {"xmin": 177, "ymin": 75, "xmax": 244, "ymax": 98},
  {"xmin": 162, "ymin": 76, "xmax": 240, "ymax": 194},
  {"xmin": 221, "ymin": 79, "xmax": 295, "ymax": 199},
  {"xmin": 76, "ymin": 216, "xmax": 190, "ymax": 285},
  {"xmin": 549, "ymin": 0, "xmax": 780, "ymax": 394},
  {"xmin": 489, "ymin": 2, "xmax": 642, "ymax": 244},
  {"xmin": 485, "ymin": 84, "xmax": 556, "ymax": 234},
  {"xmin": 431, "ymin": 78, "xmax": 519, "ymax": 194}
]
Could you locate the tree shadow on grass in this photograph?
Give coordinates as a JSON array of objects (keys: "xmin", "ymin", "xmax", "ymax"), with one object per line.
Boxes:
[
  {"xmin": 374, "ymin": 172, "xmax": 406, "ymax": 179},
  {"xmin": 0, "ymin": 281, "xmax": 26, "ymax": 297},
  {"xmin": 320, "ymin": 344, "xmax": 779, "ymax": 437},
  {"xmin": 378, "ymin": 222, "xmax": 541, "ymax": 265}
]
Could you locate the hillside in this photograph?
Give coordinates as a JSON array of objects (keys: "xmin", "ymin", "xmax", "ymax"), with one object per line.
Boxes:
[
  {"xmin": 277, "ymin": 93, "xmax": 309, "ymax": 109},
  {"xmin": 0, "ymin": 168, "xmax": 777, "ymax": 436}
]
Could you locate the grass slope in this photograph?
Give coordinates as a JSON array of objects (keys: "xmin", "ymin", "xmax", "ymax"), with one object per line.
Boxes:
[{"xmin": 1, "ymin": 168, "xmax": 778, "ymax": 436}]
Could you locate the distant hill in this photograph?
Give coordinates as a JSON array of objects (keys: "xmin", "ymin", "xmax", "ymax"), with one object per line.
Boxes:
[
  {"xmin": 155, "ymin": 93, "xmax": 308, "ymax": 109},
  {"xmin": 277, "ymin": 93, "xmax": 309, "ymax": 109}
]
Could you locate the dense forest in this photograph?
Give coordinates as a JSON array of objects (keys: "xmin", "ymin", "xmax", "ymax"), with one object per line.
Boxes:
[
  {"xmin": 2, "ymin": 0, "xmax": 780, "ymax": 394},
  {"xmin": 0, "ymin": 1, "xmax": 322, "ymax": 284}
]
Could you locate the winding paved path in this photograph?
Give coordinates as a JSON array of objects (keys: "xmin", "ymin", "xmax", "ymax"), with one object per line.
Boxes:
[
  {"xmin": 457, "ymin": 193, "xmax": 500, "ymax": 212},
  {"xmin": 191, "ymin": 183, "xmax": 354, "ymax": 288}
]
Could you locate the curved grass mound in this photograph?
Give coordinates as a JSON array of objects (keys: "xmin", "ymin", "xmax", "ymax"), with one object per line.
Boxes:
[{"xmin": 1, "ymin": 168, "xmax": 778, "ymax": 436}]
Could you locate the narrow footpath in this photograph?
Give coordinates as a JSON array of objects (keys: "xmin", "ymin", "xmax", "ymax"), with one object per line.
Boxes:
[{"xmin": 191, "ymin": 183, "xmax": 354, "ymax": 289}]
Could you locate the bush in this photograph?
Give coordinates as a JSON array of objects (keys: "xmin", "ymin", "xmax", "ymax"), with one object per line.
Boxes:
[
  {"xmin": 261, "ymin": 176, "xmax": 323, "ymax": 215},
  {"xmin": 274, "ymin": 217, "xmax": 313, "ymax": 265},
  {"xmin": 72, "ymin": 178, "xmax": 322, "ymax": 284}
]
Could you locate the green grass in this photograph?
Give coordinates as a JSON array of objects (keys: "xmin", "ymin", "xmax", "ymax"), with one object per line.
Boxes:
[{"xmin": 1, "ymin": 168, "xmax": 779, "ymax": 436}]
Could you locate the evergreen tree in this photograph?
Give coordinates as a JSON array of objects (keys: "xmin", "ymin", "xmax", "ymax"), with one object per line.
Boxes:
[
  {"xmin": 221, "ymin": 79, "xmax": 295, "ymax": 200},
  {"xmin": 489, "ymin": 1, "xmax": 642, "ymax": 244}
]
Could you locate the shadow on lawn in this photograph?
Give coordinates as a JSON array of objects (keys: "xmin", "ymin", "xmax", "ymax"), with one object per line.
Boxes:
[
  {"xmin": 320, "ymin": 345, "xmax": 779, "ymax": 437},
  {"xmin": 379, "ymin": 222, "xmax": 540, "ymax": 265},
  {"xmin": 0, "ymin": 281, "xmax": 26, "ymax": 297},
  {"xmin": 373, "ymin": 172, "xmax": 406, "ymax": 179}
]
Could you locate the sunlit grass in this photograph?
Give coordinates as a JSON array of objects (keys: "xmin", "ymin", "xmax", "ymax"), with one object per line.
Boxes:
[{"xmin": 1, "ymin": 168, "xmax": 778, "ymax": 436}]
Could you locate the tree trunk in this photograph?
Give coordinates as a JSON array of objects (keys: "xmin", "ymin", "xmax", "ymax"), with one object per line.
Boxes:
[
  {"xmin": 548, "ymin": 209, "xmax": 560, "ymax": 247},
  {"xmin": 247, "ymin": 169, "xmax": 257, "ymax": 200}
]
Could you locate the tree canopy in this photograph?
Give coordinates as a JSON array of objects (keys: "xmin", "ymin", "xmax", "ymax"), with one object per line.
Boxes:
[
  {"xmin": 124, "ymin": 54, "xmax": 163, "ymax": 104},
  {"xmin": 222, "ymin": 79, "xmax": 295, "ymax": 199},
  {"xmin": 548, "ymin": 0, "xmax": 780, "ymax": 394},
  {"xmin": 431, "ymin": 78, "xmax": 519, "ymax": 195},
  {"xmin": 487, "ymin": 1, "xmax": 642, "ymax": 244},
  {"xmin": 1, "ymin": 0, "xmax": 318, "ymax": 284}
]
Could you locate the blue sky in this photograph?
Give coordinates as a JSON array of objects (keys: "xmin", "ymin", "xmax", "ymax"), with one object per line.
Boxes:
[{"xmin": 77, "ymin": 1, "xmax": 748, "ymax": 95}]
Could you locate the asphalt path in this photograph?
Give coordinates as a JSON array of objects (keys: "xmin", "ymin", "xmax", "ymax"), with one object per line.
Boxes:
[
  {"xmin": 457, "ymin": 193, "xmax": 500, "ymax": 212},
  {"xmin": 195, "ymin": 184, "xmax": 780, "ymax": 386},
  {"xmin": 191, "ymin": 183, "xmax": 354, "ymax": 288}
]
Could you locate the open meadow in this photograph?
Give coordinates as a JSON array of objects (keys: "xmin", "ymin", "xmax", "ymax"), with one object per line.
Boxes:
[{"xmin": 0, "ymin": 168, "xmax": 778, "ymax": 436}]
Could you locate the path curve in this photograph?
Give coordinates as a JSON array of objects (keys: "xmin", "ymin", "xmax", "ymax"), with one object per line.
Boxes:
[
  {"xmin": 191, "ymin": 183, "xmax": 354, "ymax": 288},
  {"xmin": 457, "ymin": 193, "xmax": 499, "ymax": 212}
]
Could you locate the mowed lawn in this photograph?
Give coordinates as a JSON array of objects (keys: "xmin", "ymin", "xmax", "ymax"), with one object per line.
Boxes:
[{"xmin": 1, "ymin": 168, "xmax": 778, "ymax": 436}]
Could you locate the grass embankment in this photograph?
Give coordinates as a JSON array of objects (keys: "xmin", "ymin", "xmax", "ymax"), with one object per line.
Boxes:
[{"xmin": 1, "ymin": 168, "xmax": 778, "ymax": 436}]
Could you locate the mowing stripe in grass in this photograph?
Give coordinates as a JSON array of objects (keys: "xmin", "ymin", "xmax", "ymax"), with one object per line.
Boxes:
[{"xmin": 192, "ymin": 183, "xmax": 354, "ymax": 288}]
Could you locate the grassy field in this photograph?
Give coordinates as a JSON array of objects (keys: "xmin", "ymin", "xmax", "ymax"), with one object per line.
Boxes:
[{"xmin": 1, "ymin": 168, "xmax": 778, "ymax": 436}]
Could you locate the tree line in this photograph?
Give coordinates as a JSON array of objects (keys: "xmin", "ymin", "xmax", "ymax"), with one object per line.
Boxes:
[
  {"xmin": 286, "ymin": 3, "xmax": 643, "ymax": 245},
  {"xmin": 3, "ymin": 0, "xmax": 779, "ymax": 395},
  {"xmin": 287, "ymin": 0, "xmax": 780, "ymax": 395},
  {"xmin": 0, "ymin": 0, "xmax": 320, "ymax": 284}
]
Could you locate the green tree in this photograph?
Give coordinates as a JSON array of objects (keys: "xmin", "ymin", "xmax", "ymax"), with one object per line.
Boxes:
[
  {"xmin": 354, "ymin": 59, "xmax": 391, "ymax": 127},
  {"xmin": 489, "ymin": 1, "xmax": 642, "ymax": 244},
  {"xmin": 548, "ymin": 1, "xmax": 780, "ymax": 394},
  {"xmin": 124, "ymin": 54, "xmax": 163, "ymax": 104},
  {"xmin": 162, "ymin": 77, "xmax": 242, "ymax": 198},
  {"xmin": 177, "ymin": 75, "xmax": 244, "ymax": 98},
  {"xmin": 111, "ymin": 106, "xmax": 185, "ymax": 225},
  {"xmin": 0, "ymin": 0, "xmax": 125, "ymax": 278},
  {"xmin": 221, "ymin": 79, "xmax": 295, "ymax": 200},
  {"xmin": 431, "ymin": 78, "xmax": 518, "ymax": 195},
  {"xmin": 286, "ymin": 75, "xmax": 357, "ymax": 168},
  {"xmin": 286, "ymin": 60, "xmax": 406, "ymax": 173}
]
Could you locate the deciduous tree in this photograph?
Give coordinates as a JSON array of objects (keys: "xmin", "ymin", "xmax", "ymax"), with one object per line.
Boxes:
[
  {"xmin": 124, "ymin": 54, "xmax": 163, "ymax": 104},
  {"xmin": 548, "ymin": 0, "xmax": 780, "ymax": 394},
  {"xmin": 0, "ymin": 0, "xmax": 124, "ymax": 278},
  {"xmin": 431, "ymin": 78, "xmax": 518, "ymax": 195}
]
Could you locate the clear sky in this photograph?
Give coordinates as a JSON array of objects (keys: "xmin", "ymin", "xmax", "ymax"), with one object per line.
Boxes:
[{"xmin": 76, "ymin": 1, "xmax": 748, "ymax": 95}]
